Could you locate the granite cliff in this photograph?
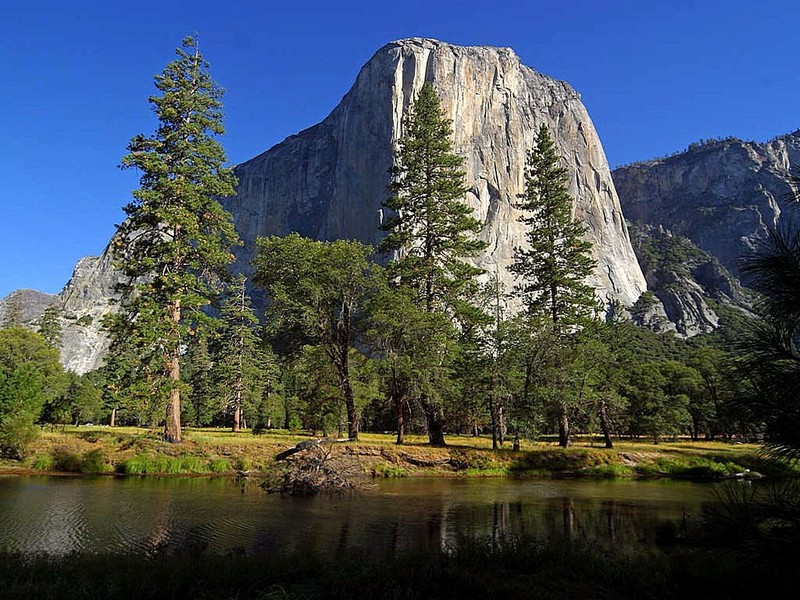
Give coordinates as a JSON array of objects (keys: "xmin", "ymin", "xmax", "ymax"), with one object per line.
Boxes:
[
  {"xmin": 614, "ymin": 131, "xmax": 800, "ymax": 277},
  {"xmin": 22, "ymin": 38, "xmax": 647, "ymax": 374},
  {"xmin": 612, "ymin": 132, "xmax": 799, "ymax": 335},
  {"xmin": 228, "ymin": 38, "xmax": 646, "ymax": 307}
]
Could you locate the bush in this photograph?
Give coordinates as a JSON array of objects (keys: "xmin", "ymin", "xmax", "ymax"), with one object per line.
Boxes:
[
  {"xmin": 51, "ymin": 449, "xmax": 83, "ymax": 472},
  {"xmin": 0, "ymin": 412, "xmax": 38, "ymax": 459},
  {"xmin": 81, "ymin": 449, "xmax": 109, "ymax": 474},
  {"xmin": 30, "ymin": 453, "xmax": 53, "ymax": 471}
]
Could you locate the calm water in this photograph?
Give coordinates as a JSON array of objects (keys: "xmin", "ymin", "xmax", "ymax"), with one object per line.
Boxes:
[{"xmin": 0, "ymin": 475, "xmax": 717, "ymax": 556}]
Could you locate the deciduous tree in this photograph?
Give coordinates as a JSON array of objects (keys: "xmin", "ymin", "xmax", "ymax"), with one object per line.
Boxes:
[{"xmin": 254, "ymin": 235, "xmax": 378, "ymax": 440}]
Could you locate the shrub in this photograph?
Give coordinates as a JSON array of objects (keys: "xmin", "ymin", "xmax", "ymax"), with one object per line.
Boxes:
[
  {"xmin": 0, "ymin": 412, "xmax": 38, "ymax": 459},
  {"xmin": 30, "ymin": 453, "xmax": 53, "ymax": 471},
  {"xmin": 81, "ymin": 449, "xmax": 109, "ymax": 474},
  {"xmin": 209, "ymin": 458, "xmax": 232, "ymax": 473},
  {"xmin": 52, "ymin": 449, "xmax": 83, "ymax": 472}
]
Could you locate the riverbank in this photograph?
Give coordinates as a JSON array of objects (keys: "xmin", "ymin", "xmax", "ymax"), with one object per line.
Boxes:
[{"xmin": 0, "ymin": 426, "xmax": 790, "ymax": 481}]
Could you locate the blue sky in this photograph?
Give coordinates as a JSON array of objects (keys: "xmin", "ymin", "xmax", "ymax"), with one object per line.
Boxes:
[{"xmin": 1, "ymin": 0, "xmax": 798, "ymax": 297}]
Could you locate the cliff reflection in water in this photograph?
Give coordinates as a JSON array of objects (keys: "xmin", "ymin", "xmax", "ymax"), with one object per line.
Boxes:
[{"xmin": 0, "ymin": 476, "xmax": 705, "ymax": 557}]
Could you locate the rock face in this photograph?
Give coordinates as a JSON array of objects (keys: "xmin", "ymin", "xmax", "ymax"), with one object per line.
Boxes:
[
  {"xmin": 42, "ymin": 37, "xmax": 647, "ymax": 374},
  {"xmin": 56, "ymin": 245, "xmax": 122, "ymax": 374},
  {"xmin": 627, "ymin": 224, "xmax": 751, "ymax": 336},
  {"xmin": 0, "ymin": 289, "xmax": 57, "ymax": 326},
  {"xmin": 227, "ymin": 38, "xmax": 646, "ymax": 308},
  {"xmin": 0, "ymin": 250, "xmax": 121, "ymax": 374},
  {"xmin": 614, "ymin": 132, "xmax": 800, "ymax": 278}
]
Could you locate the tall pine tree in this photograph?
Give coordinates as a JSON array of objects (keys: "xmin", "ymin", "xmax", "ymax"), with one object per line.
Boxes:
[
  {"xmin": 380, "ymin": 81, "xmax": 486, "ymax": 445},
  {"xmin": 110, "ymin": 35, "xmax": 240, "ymax": 443},
  {"xmin": 511, "ymin": 124, "xmax": 597, "ymax": 447}
]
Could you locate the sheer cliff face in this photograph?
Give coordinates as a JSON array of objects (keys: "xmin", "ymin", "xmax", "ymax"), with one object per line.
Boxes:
[
  {"xmin": 614, "ymin": 132, "xmax": 800, "ymax": 277},
  {"xmin": 227, "ymin": 38, "xmax": 645, "ymax": 306},
  {"xmin": 55, "ymin": 38, "xmax": 646, "ymax": 374}
]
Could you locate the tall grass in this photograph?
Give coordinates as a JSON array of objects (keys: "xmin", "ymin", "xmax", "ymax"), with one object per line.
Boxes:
[{"xmin": 117, "ymin": 454, "xmax": 212, "ymax": 475}]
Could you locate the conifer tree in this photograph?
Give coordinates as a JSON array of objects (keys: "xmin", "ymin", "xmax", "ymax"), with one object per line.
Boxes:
[
  {"xmin": 511, "ymin": 124, "xmax": 596, "ymax": 327},
  {"xmin": 381, "ymin": 82, "xmax": 485, "ymax": 314},
  {"xmin": 379, "ymin": 81, "xmax": 486, "ymax": 445},
  {"xmin": 212, "ymin": 275, "xmax": 265, "ymax": 432},
  {"xmin": 511, "ymin": 124, "xmax": 597, "ymax": 447},
  {"xmin": 109, "ymin": 35, "xmax": 239, "ymax": 443},
  {"xmin": 1, "ymin": 293, "xmax": 24, "ymax": 329}
]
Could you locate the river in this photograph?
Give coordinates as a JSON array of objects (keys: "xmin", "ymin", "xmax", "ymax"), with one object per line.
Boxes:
[{"xmin": 0, "ymin": 475, "xmax": 719, "ymax": 556}]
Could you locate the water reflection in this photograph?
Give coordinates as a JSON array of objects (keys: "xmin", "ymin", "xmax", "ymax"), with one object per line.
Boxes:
[{"xmin": 0, "ymin": 476, "xmax": 709, "ymax": 557}]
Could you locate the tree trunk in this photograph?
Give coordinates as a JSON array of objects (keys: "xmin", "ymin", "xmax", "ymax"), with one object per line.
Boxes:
[
  {"xmin": 557, "ymin": 401, "xmax": 570, "ymax": 448},
  {"xmin": 424, "ymin": 400, "xmax": 446, "ymax": 446},
  {"xmin": 489, "ymin": 394, "xmax": 498, "ymax": 450},
  {"xmin": 164, "ymin": 299, "xmax": 182, "ymax": 444},
  {"xmin": 498, "ymin": 405, "xmax": 506, "ymax": 445},
  {"xmin": 232, "ymin": 388, "xmax": 242, "ymax": 432},
  {"xmin": 599, "ymin": 400, "xmax": 613, "ymax": 449},
  {"xmin": 394, "ymin": 395, "xmax": 405, "ymax": 445},
  {"xmin": 165, "ymin": 383, "xmax": 182, "ymax": 443}
]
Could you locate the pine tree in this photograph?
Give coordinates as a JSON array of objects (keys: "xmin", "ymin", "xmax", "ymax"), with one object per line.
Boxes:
[
  {"xmin": 184, "ymin": 335, "xmax": 214, "ymax": 427},
  {"xmin": 212, "ymin": 275, "xmax": 265, "ymax": 432},
  {"xmin": 511, "ymin": 124, "xmax": 597, "ymax": 447},
  {"xmin": 379, "ymin": 82, "xmax": 486, "ymax": 446},
  {"xmin": 380, "ymin": 81, "xmax": 486, "ymax": 314},
  {"xmin": 1, "ymin": 293, "xmax": 24, "ymax": 329},
  {"xmin": 110, "ymin": 35, "xmax": 240, "ymax": 443},
  {"xmin": 511, "ymin": 124, "xmax": 597, "ymax": 326}
]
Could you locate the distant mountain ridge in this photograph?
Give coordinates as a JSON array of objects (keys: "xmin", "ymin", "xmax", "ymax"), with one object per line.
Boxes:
[
  {"xmin": 613, "ymin": 130, "xmax": 800, "ymax": 277},
  {"xmin": 611, "ymin": 131, "xmax": 799, "ymax": 335}
]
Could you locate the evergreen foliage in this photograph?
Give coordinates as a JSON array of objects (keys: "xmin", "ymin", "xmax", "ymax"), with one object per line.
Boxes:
[
  {"xmin": 511, "ymin": 123, "xmax": 597, "ymax": 326},
  {"xmin": 211, "ymin": 275, "xmax": 269, "ymax": 432},
  {"xmin": 738, "ymin": 220, "xmax": 800, "ymax": 459},
  {"xmin": 380, "ymin": 81, "xmax": 486, "ymax": 316},
  {"xmin": 1, "ymin": 293, "xmax": 23, "ymax": 329},
  {"xmin": 35, "ymin": 304, "xmax": 62, "ymax": 349},
  {"xmin": 108, "ymin": 35, "xmax": 239, "ymax": 443},
  {"xmin": 510, "ymin": 124, "xmax": 597, "ymax": 447},
  {"xmin": 379, "ymin": 82, "xmax": 486, "ymax": 445}
]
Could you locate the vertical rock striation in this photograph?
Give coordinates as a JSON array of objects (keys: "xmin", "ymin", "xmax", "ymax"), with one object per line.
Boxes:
[
  {"xmin": 48, "ymin": 38, "xmax": 646, "ymax": 373},
  {"xmin": 226, "ymin": 38, "xmax": 646, "ymax": 307}
]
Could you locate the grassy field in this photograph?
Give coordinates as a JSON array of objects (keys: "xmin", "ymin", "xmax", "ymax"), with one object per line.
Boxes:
[{"xmin": 0, "ymin": 425, "xmax": 790, "ymax": 481}]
